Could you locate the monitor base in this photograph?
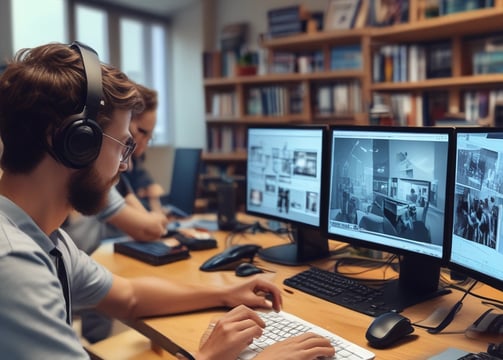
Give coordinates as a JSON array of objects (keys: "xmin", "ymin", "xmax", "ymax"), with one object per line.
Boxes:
[
  {"xmin": 377, "ymin": 279, "xmax": 451, "ymax": 313},
  {"xmin": 257, "ymin": 243, "xmax": 327, "ymax": 266}
]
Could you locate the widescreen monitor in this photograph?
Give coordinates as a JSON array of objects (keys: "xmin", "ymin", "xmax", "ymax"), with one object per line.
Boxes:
[
  {"xmin": 325, "ymin": 126, "xmax": 454, "ymax": 310},
  {"xmin": 450, "ymin": 129, "xmax": 503, "ymax": 292},
  {"xmin": 246, "ymin": 125, "xmax": 329, "ymax": 265}
]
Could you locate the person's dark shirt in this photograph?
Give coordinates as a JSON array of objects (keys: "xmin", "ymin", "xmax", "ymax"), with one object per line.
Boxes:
[{"xmin": 123, "ymin": 155, "xmax": 155, "ymax": 195}]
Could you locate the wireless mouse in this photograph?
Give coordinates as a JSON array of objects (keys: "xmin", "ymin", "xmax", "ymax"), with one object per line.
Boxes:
[
  {"xmin": 199, "ymin": 244, "xmax": 262, "ymax": 272},
  {"xmin": 235, "ymin": 262, "xmax": 264, "ymax": 277},
  {"xmin": 365, "ymin": 312, "xmax": 414, "ymax": 349}
]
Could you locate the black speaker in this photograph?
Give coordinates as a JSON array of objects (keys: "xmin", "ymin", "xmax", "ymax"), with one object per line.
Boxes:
[
  {"xmin": 217, "ymin": 180, "xmax": 237, "ymax": 231},
  {"xmin": 52, "ymin": 41, "xmax": 103, "ymax": 169}
]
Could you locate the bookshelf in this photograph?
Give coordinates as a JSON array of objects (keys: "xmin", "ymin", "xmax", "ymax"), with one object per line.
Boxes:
[{"xmin": 200, "ymin": 0, "xmax": 503, "ymax": 208}]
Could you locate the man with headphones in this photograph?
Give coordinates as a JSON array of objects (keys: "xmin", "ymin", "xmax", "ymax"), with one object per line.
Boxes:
[{"xmin": 0, "ymin": 42, "xmax": 335, "ymax": 359}]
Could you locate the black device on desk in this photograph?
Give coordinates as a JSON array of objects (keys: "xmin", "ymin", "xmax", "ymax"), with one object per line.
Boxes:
[
  {"xmin": 114, "ymin": 239, "xmax": 190, "ymax": 266},
  {"xmin": 284, "ymin": 126, "xmax": 455, "ymax": 316},
  {"xmin": 199, "ymin": 244, "xmax": 262, "ymax": 271}
]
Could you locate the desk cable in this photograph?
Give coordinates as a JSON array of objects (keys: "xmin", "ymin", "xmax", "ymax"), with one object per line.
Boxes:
[
  {"xmin": 413, "ymin": 280, "xmax": 478, "ymax": 334},
  {"xmin": 332, "ymin": 254, "xmax": 399, "ymax": 286},
  {"xmin": 224, "ymin": 221, "xmax": 292, "ymax": 248}
]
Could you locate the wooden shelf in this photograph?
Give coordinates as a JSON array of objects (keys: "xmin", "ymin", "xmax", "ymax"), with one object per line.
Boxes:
[
  {"xmin": 204, "ymin": 70, "xmax": 364, "ymax": 86},
  {"xmin": 201, "ymin": 0, "xmax": 503, "ymax": 207},
  {"xmin": 371, "ymin": 74, "xmax": 503, "ymax": 92},
  {"xmin": 201, "ymin": 151, "xmax": 247, "ymax": 162},
  {"xmin": 371, "ymin": 7, "xmax": 503, "ymax": 43}
]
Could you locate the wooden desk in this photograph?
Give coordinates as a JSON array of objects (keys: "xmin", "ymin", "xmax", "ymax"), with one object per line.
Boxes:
[{"xmin": 91, "ymin": 222, "xmax": 502, "ymax": 360}]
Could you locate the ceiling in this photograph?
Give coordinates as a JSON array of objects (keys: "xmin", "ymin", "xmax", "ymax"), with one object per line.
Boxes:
[{"xmin": 97, "ymin": 0, "xmax": 199, "ymax": 17}]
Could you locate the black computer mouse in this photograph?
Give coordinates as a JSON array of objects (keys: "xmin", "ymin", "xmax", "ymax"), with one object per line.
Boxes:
[
  {"xmin": 365, "ymin": 312, "xmax": 415, "ymax": 349},
  {"xmin": 199, "ymin": 244, "xmax": 262, "ymax": 272},
  {"xmin": 235, "ymin": 262, "xmax": 264, "ymax": 277}
]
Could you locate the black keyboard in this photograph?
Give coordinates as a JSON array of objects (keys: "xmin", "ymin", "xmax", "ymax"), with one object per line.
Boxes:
[{"xmin": 283, "ymin": 267, "xmax": 394, "ymax": 317}]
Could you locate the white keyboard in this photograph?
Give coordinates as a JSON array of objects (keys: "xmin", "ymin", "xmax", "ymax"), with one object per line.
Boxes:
[{"xmin": 237, "ymin": 311, "xmax": 375, "ymax": 360}]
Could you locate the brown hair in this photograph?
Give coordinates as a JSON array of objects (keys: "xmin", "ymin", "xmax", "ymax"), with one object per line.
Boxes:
[
  {"xmin": 0, "ymin": 42, "xmax": 144, "ymax": 173},
  {"xmin": 132, "ymin": 83, "xmax": 158, "ymax": 119}
]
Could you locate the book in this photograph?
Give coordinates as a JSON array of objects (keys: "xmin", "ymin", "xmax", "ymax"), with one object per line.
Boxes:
[
  {"xmin": 220, "ymin": 22, "xmax": 247, "ymax": 51},
  {"xmin": 426, "ymin": 41, "xmax": 452, "ymax": 78},
  {"xmin": 324, "ymin": 0, "xmax": 362, "ymax": 30},
  {"xmin": 330, "ymin": 44, "xmax": 362, "ymax": 70}
]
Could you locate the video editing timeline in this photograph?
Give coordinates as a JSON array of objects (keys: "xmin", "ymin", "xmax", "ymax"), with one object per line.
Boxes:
[
  {"xmin": 327, "ymin": 129, "xmax": 450, "ymax": 260},
  {"xmin": 247, "ymin": 127, "xmax": 324, "ymax": 227},
  {"xmin": 451, "ymin": 131, "xmax": 503, "ymax": 290}
]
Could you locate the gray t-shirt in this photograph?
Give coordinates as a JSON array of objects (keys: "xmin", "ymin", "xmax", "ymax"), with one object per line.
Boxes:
[
  {"xmin": 64, "ymin": 186, "xmax": 126, "ymax": 254},
  {"xmin": 0, "ymin": 195, "xmax": 113, "ymax": 359}
]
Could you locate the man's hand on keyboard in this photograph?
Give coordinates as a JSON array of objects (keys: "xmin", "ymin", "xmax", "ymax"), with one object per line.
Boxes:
[
  {"xmin": 221, "ymin": 277, "xmax": 283, "ymax": 312},
  {"xmin": 196, "ymin": 305, "xmax": 266, "ymax": 360},
  {"xmin": 253, "ymin": 332, "xmax": 336, "ymax": 360}
]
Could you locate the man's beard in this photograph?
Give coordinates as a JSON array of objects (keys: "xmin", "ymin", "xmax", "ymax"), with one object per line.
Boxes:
[{"xmin": 68, "ymin": 166, "xmax": 120, "ymax": 215}]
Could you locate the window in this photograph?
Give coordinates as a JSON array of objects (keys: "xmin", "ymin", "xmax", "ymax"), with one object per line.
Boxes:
[
  {"xmin": 120, "ymin": 18, "xmax": 169, "ymax": 144},
  {"xmin": 12, "ymin": 0, "xmax": 67, "ymax": 52},
  {"xmin": 75, "ymin": 4, "xmax": 109, "ymax": 63}
]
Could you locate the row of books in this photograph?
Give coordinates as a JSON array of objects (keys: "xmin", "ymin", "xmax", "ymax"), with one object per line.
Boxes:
[
  {"xmin": 314, "ymin": 81, "xmax": 363, "ymax": 116},
  {"xmin": 247, "ymin": 85, "xmax": 304, "ymax": 116},
  {"xmin": 371, "ymin": 92, "xmax": 416, "ymax": 126},
  {"xmin": 372, "ymin": 42, "xmax": 451, "ymax": 83},
  {"xmin": 438, "ymin": 0, "xmax": 494, "ymax": 15},
  {"xmin": 473, "ymin": 51, "xmax": 503, "ymax": 75},
  {"xmin": 206, "ymin": 126, "xmax": 247, "ymax": 154},
  {"xmin": 210, "ymin": 92, "xmax": 238, "ymax": 117},
  {"xmin": 373, "ymin": 89, "xmax": 503, "ymax": 127},
  {"xmin": 463, "ymin": 89, "xmax": 503, "ymax": 125},
  {"xmin": 270, "ymin": 51, "xmax": 324, "ymax": 74}
]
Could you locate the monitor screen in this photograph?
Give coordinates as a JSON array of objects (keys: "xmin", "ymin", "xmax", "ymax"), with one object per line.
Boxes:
[
  {"xmin": 246, "ymin": 125, "xmax": 329, "ymax": 265},
  {"xmin": 325, "ymin": 126, "xmax": 454, "ymax": 310},
  {"xmin": 450, "ymin": 129, "xmax": 503, "ymax": 291}
]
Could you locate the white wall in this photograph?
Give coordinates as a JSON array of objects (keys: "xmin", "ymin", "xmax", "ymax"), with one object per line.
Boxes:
[{"xmin": 144, "ymin": 1, "xmax": 207, "ymax": 189}]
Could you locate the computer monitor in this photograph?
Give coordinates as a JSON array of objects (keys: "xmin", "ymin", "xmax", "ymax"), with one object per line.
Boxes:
[
  {"xmin": 325, "ymin": 125, "xmax": 454, "ymax": 311},
  {"xmin": 246, "ymin": 125, "xmax": 329, "ymax": 265},
  {"xmin": 161, "ymin": 148, "xmax": 202, "ymax": 217},
  {"xmin": 449, "ymin": 128, "xmax": 503, "ymax": 292}
]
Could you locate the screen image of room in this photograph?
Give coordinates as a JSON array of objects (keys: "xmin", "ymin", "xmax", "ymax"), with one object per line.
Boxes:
[{"xmin": 329, "ymin": 137, "xmax": 448, "ymax": 246}]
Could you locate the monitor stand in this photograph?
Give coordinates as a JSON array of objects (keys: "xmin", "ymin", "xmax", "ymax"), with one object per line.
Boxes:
[
  {"xmin": 257, "ymin": 225, "xmax": 330, "ymax": 266},
  {"xmin": 376, "ymin": 254, "xmax": 451, "ymax": 312}
]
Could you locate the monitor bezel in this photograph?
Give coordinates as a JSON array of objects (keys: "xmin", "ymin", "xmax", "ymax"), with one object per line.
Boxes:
[
  {"xmin": 245, "ymin": 124, "xmax": 329, "ymax": 230},
  {"xmin": 323, "ymin": 125, "xmax": 456, "ymax": 265},
  {"xmin": 449, "ymin": 127, "xmax": 503, "ymax": 291}
]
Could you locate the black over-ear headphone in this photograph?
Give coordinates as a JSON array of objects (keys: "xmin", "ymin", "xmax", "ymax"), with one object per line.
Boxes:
[{"xmin": 52, "ymin": 41, "xmax": 103, "ymax": 169}]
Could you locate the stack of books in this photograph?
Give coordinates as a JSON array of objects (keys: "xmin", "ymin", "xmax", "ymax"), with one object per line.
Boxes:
[{"xmin": 267, "ymin": 5, "xmax": 310, "ymax": 38}]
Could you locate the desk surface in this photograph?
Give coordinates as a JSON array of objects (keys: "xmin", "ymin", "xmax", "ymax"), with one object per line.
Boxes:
[{"xmin": 92, "ymin": 216, "xmax": 503, "ymax": 360}]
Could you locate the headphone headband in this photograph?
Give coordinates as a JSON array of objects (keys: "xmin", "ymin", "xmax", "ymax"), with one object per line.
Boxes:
[{"xmin": 69, "ymin": 41, "xmax": 103, "ymax": 120}]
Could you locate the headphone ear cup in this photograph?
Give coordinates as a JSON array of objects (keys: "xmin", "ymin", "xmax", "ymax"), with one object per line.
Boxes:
[{"xmin": 52, "ymin": 114, "xmax": 103, "ymax": 169}]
